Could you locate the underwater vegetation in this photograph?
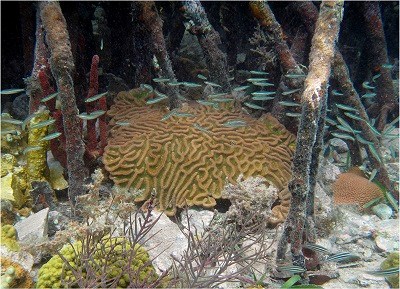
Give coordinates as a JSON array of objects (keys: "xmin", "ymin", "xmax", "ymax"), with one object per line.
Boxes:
[{"xmin": 0, "ymin": 0, "xmax": 399, "ymax": 288}]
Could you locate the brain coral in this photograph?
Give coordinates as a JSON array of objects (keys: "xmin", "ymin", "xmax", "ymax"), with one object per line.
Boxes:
[
  {"xmin": 332, "ymin": 168, "xmax": 384, "ymax": 206},
  {"xmin": 104, "ymin": 89, "xmax": 296, "ymax": 221}
]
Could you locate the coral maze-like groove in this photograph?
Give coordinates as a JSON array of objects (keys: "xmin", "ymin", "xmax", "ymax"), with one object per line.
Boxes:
[{"xmin": 104, "ymin": 89, "xmax": 295, "ymax": 220}]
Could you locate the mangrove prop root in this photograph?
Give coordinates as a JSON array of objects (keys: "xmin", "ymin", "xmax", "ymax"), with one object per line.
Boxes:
[
  {"xmin": 361, "ymin": 2, "xmax": 397, "ymax": 131},
  {"xmin": 139, "ymin": 1, "xmax": 181, "ymax": 110},
  {"xmin": 276, "ymin": 1, "xmax": 343, "ymax": 270},
  {"xmin": 332, "ymin": 52, "xmax": 392, "ymax": 192},
  {"xmin": 39, "ymin": 1, "xmax": 88, "ymax": 205},
  {"xmin": 27, "ymin": 6, "xmax": 50, "ymax": 114},
  {"xmin": 249, "ymin": 1, "xmax": 304, "ymax": 134},
  {"xmin": 182, "ymin": 0, "xmax": 231, "ymax": 91}
]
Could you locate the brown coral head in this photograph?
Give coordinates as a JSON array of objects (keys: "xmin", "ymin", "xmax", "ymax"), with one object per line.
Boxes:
[
  {"xmin": 332, "ymin": 169, "xmax": 384, "ymax": 206},
  {"xmin": 103, "ymin": 89, "xmax": 295, "ymax": 219}
]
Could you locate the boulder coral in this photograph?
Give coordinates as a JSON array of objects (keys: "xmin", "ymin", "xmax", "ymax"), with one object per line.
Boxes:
[
  {"xmin": 332, "ymin": 167, "xmax": 384, "ymax": 206},
  {"xmin": 104, "ymin": 89, "xmax": 295, "ymax": 220}
]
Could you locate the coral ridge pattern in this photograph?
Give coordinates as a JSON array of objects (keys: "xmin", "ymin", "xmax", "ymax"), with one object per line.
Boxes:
[{"xmin": 104, "ymin": 89, "xmax": 295, "ymax": 221}]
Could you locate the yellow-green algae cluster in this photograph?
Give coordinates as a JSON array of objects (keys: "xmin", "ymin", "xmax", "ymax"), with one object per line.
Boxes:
[
  {"xmin": 380, "ymin": 252, "xmax": 399, "ymax": 288},
  {"xmin": 104, "ymin": 89, "xmax": 295, "ymax": 220},
  {"xmin": 36, "ymin": 237, "xmax": 157, "ymax": 288},
  {"xmin": 1, "ymin": 110, "xmax": 68, "ymax": 211},
  {"xmin": 0, "ymin": 225, "xmax": 20, "ymax": 251},
  {"xmin": 26, "ymin": 109, "xmax": 50, "ymax": 183},
  {"xmin": 1, "ymin": 154, "xmax": 29, "ymax": 209}
]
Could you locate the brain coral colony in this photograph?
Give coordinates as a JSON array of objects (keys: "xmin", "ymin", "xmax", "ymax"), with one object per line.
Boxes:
[
  {"xmin": 0, "ymin": 1, "xmax": 398, "ymax": 288},
  {"xmin": 103, "ymin": 89, "xmax": 295, "ymax": 222}
]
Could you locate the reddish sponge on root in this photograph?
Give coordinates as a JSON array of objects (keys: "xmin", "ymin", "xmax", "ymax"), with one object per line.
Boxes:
[{"xmin": 332, "ymin": 168, "xmax": 384, "ymax": 206}]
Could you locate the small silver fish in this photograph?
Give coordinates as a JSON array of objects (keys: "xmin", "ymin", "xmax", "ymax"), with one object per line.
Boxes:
[
  {"xmin": 100, "ymin": 38, "xmax": 104, "ymax": 50},
  {"xmin": 22, "ymin": 113, "xmax": 39, "ymax": 130},
  {"xmin": 285, "ymin": 112, "xmax": 302, "ymax": 118},
  {"xmin": 1, "ymin": 118, "xmax": 23, "ymax": 125},
  {"xmin": 244, "ymin": 102, "xmax": 265, "ymax": 110},
  {"xmin": 146, "ymin": 95, "xmax": 168, "ymax": 104},
  {"xmin": 372, "ymin": 74, "xmax": 381, "ymax": 82},
  {"xmin": 154, "ymin": 90, "xmax": 168, "ymax": 98},
  {"xmin": 247, "ymin": 78, "xmax": 268, "ymax": 82},
  {"xmin": 356, "ymin": 134, "xmax": 373, "ymax": 145},
  {"xmin": 161, "ymin": 110, "xmax": 177, "ymax": 121},
  {"xmin": 325, "ymin": 117, "xmax": 337, "ymax": 126},
  {"xmin": 381, "ymin": 63, "xmax": 393, "ymax": 69},
  {"xmin": 233, "ymin": 85, "xmax": 250, "ymax": 92},
  {"xmin": 197, "ymin": 74, "xmax": 207, "ymax": 80},
  {"xmin": 153, "ymin": 77, "xmax": 170, "ymax": 83},
  {"xmin": 362, "ymin": 81, "xmax": 375, "ymax": 90},
  {"xmin": 115, "ymin": 121, "xmax": 131, "ymax": 126},
  {"xmin": 364, "ymin": 120, "xmax": 381, "ymax": 136},
  {"xmin": 197, "ymin": 100, "xmax": 218, "ymax": 107},
  {"xmin": 78, "ymin": 110, "xmax": 106, "ymax": 120},
  {"xmin": 0, "ymin": 88, "xmax": 25, "ymax": 95},
  {"xmin": 336, "ymin": 103, "xmax": 358, "ymax": 112},
  {"xmin": 167, "ymin": 81, "xmax": 182, "ymax": 86},
  {"xmin": 344, "ymin": 112, "xmax": 363, "ymax": 121},
  {"xmin": 384, "ymin": 190, "xmax": 398, "ymax": 212},
  {"xmin": 332, "ymin": 90, "xmax": 344, "ymax": 96},
  {"xmin": 85, "ymin": 92, "xmax": 108, "ymax": 103},
  {"xmin": 208, "ymin": 93, "xmax": 227, "ymax": 98},
  {"xmin": 336, "ymin": 116, "xmax": 354, "ymax": 133},
  {"xmin": 23, "ymin": 146, "xmax": 43, "ymax": 155},
  {"xmin": 173, "ymin": 112, "xmax": 195, "ymax": 118},
  {"xmin": 223, "ymin": 120, "xmax": 247, "ymax": 128},
  {"xmin": 181, "ymin": 82, "xmax": 202, "ymax": 88},
  {"xmin": 285, "ymin": 73, "xmax": 306, "ymax": 79},
  {"xmin": 251, "ymin": 81, "xmax": 274, "ymax": 87},
  {"xmin": 30, "ymin": 119, "xmax": 56, "ymax": 130},
  {"xmin": 193, "ymin": 123, "xmax": 210, "ymax": 133},
  {"xmin": 204, "ymin": 81, "xmax": 221, "ymax": 88},
  {"xmin": 331, "ymin": 132, "xmax": 355, "ymax": 142},
  {"xmin": 1, "ymin": 129, "xmax": 19, "ymax": 135},
  {"xmin": 212, "ymin": 97, "xmax": 234, "ymax": 103},
  {"xmin": 140, "ymin": 84, "xmax": 154, "ymax": 91},
  {"xmin": 250, "ymin": 70, "xmax": 269, "ymax": 75},
  {"xmin": 251, "ymin": 90, "xmax": 275, "ymax": 96},
  {"xmin": 337, "ymin": 124, "xmax": 355, "ymax": 134},
  {"xmin": 362, "ymin": 196, "xmax": 383, "ymax": 209},
  {"xmin": 41, "ymin": 92, "xmax": 59, "ymax": 102},
  {"xmin": 369, "ymin": 168, "xmax": 378, "ymax": 181},
  {"xmin": 252, "ymin": 95, "xmax": 275, "ymax": 101},
  {"xmin": 362, "ymin": 92, "xmax": 376, "ymax": 98},
  {"xmin": 282, "ymin": 88, "xmax": 301, "ymax": 96},
  {"xmin": 279, "ymin": 101, "xmax": 301, "ymax": 107},
  {"xmin": 368, "ymin": 143, "xmax": 382, "ymax": 163},
  {"xmin": 40, "ymin": 132, "xmax": 62, "ymax": 141}
]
